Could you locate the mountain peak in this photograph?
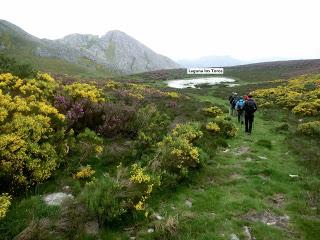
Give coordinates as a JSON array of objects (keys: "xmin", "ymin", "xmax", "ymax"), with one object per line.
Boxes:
[{"xmin": 0, "ymin": 20, "xmax": 179, "ymax": 74}]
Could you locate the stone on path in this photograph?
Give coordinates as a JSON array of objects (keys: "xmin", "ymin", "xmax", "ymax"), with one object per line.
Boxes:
[
  {"xmin": 43, "ymin": 192, "xmax": 74, "ymax": 206},
  {"xmin": 185, "ymin": 200, "xmax": 192, "ymax": 208},
  {"xmin": 243, "ymin": 226, "xmax": 255, "ymax": 240},
  {"xmin": 234, "ymin": 146, "xmax": 250, "ymax": 156},
  {"xmin": 230, "ymin": 233, "xmax": 240, "ymax": 240},
  {"xmin": 271, "ymin": 193, "xmax": 285, "ymax": 208},
  {"xmin": 244, "ymin": 211, "xmax": 289, "ymax": 228}
]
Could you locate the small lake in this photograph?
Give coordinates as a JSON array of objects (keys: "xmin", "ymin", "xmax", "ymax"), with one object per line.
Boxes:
[{"xmin": 166, "ymin": 77, "xmax": 238, "ymax": 89}]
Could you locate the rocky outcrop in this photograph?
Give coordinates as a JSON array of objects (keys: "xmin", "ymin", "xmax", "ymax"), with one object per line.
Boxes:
[
  {"xmin": 35, "ymin": 30, "xmax": 179, "ymax": 74},
  {"xmin": 0, "ymin": 20, "xmax": 179, "ymax": 74}
]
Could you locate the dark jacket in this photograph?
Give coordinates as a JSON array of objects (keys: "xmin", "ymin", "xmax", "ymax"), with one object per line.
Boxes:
[{"xmin": 243, "ymin": 98, "xmax": 257, "ymax": 115}]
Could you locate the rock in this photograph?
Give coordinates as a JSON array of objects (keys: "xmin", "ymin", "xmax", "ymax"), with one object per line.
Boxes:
[
  {"xmin": 155, "ymin": 214, "xmax": 163, "ymax": 220},
  {"xmin": 43, "ymin": 192, "xmax": 74, "ymax": 206},
  {"xmin": 271, "ymin": 193, "xmax": 285, "ymax": 207},
  {"xmin": 230, "ymin": 233, "xmax": 240, "ymax": 240},
  {"xmin": 147, "ymin": 228, "xmax": 154, "ymax": 233},
  {"xmin": 244, "ymin": 211, "xmax": 289, "ymax": 228},
  {"xmin": 243, "ymin": 226, "xmax": 255, "ymax": 240},
  {"xmin": 185, "ymin": 200, "xmax": 192, "ymax": 208},
  {"xmin": 289, "ymin": 174, "xmax": 299, "ymax": 178},
  {"xmin": 234, "ymin": 146, "xmax": 250, "ymax": 156},
  {"xmin": 84, "ymin": 220, "xmax": 99, "ymax": 235}
]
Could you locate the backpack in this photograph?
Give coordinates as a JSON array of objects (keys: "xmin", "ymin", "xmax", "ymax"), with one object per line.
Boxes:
[
  {"xmin": 229, "ymin": 96, "xmax": 235, "ymax": 105},
  {"xmin": 231, "ymin": 97, "xmax": 239, "ymax": 108},
  {"xmin": 236, "ymin": 99, "xmax": 245, "ymax": 110},
  {"xmin": 245, "ymin": 99, "xmax": 257, "ymax": 114}
]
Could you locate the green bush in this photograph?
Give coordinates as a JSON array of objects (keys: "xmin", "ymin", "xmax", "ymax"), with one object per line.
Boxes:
[
  {"xmin": 151, "ymin": 122, "xmax": 203, "ymax": 187},
  {"xmin": 0, "ymin": 54, "xmax": 35, "ymax": 78},
  {"xmin": 80, "ymin": 164, "xmax": 157, "ymax": 224},
  {"xmin": 135, "ymin": 104, "xmax": 170, "ymax": 148},
  {"xmin": 80, "ymin": 174, "xmax": 127, "ymax": 224},
  {"xmin": 213, "ymin": 117, "xmax": 238, "ymax": 137}
]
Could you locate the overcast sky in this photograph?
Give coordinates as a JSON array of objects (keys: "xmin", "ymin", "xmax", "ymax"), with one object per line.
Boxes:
[{"xmin": 1, "ymin": 0, "xmax": 320, "ymax": 61}]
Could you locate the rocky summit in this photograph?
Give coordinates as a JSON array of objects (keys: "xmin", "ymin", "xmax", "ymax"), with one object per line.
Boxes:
[{"xmin": 0, "ymin": 20, "xmax": 179, "ymax": 74}]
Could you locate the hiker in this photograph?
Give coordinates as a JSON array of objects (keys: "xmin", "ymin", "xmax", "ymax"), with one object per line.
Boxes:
[
  {"xmin": 243, "ymin": 94, "xmax": 257, "ymax": 135},
  {"xmin": 228, "ymin": 92, "xmax": 238, "ymax": 116},
  {"xmin": 235, "ymin": 96, "xmax": 245, "ymax": 124}
]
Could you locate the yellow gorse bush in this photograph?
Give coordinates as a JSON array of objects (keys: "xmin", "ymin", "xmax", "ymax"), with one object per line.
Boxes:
[
  {"xmin": 64, "ymin": 82, "xmax": 104, "ymax": 103},
  {"xmin": 105, "ymin": 80, "xmax": 120, "ymax": 89},
  {"xmin": 165, "ymin": 91, "xmax": 179, "ymax": 99},
  {"xmin": 130, "ymin": 164, "xmax": 151, "ymax": 183},
  {"xmin": 206, "ymin": 122, "xmax": 221, "ymax": 134},
  {"xmin": 253, "ymin": 74, "xmax": 320, "ymax": 116},
  {"xmin": 154, "ymin": 122, "xmax": 203, "ymax": 178},
  {"xmin": 0, "ymin": 193, "xmax": 11, "ymax": 219},
  {"xmin": 202, "ymin": 106, "xmax": 224, "ymax": 118},
  {"xmin": 129, "ymin": 164, "xmax": 155, "ymax": 212},
  {"xmin": 74, "ymin": 165, "xmax": 96, "ymax": 179},
  {"xmin": 0, "ymin": 73, "xmax": 65, "ymax": 187},
  {"xmin": 297, "ymin": 121, "xmax": 320, "ymax": 136}
]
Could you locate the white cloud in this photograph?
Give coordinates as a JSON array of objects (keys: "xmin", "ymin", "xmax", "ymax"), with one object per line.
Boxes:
[{"xmin": 1, "ymin": 0, "xmax": 320, "ymax": 60}]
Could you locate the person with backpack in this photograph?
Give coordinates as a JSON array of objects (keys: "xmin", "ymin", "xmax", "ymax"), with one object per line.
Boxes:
[
  {"xmin": 243, "ymin": 94, "xmax": 257, "ymax": 135},
  {"xmin": 228, "ymin": 92, "xmax": 238, "ymax": 116},
  {"xmin": 235, "ymin": 96, "xmax": 245, "ymax": 124}
]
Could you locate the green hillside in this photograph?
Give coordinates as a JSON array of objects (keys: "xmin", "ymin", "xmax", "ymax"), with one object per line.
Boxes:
[
  {"xmin": 119, "ymin": 59, "xmax": 320, "ymax": 84},
  {"xmin": 0, "ymin": 20, "xmax": 117, "ymax": 78},
  {"xmin": 0, "ymin": 58, "xmax": 319, "ymax": 240}
]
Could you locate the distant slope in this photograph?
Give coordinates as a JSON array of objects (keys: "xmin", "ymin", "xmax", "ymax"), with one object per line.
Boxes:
[
  {"xmin": 177, "ymin": 55, "xmax": 245, "ymax": 67},
  {"xmin": 225, "ymin": 59, "xmax": 320, "ymax": 82},
  {"xmin": 0, "ymin": 20, "xmax": 179, "ymax": 76},
  {"xmin": 121, "ymin": 59, "xmax": 320, "ymax": 82}
]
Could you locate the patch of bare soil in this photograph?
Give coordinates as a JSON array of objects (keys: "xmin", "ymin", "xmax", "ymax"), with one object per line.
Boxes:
[{"xmin": 244, "ymin": 210, "xmax": 289, "ymax": 228}]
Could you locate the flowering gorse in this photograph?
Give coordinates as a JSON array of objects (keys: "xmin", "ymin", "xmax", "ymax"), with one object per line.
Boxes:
[
  {"xmin": 253, "ymin": 74, "xmax": 320, "ymax": 116},
  {"xmin": 0, "ymin": 193, "xmax": 11, "ymax": 219}
]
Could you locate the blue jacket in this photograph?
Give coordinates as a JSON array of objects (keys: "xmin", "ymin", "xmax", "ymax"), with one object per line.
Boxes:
[{"xmin": 235, "ymin": 99, "xmax": 245, "ymax": 110}]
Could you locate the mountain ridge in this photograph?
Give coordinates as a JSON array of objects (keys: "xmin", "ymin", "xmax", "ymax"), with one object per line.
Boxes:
[{"xmin": 0, "ymin": 20, "xmax": 180, "ymax": 75}]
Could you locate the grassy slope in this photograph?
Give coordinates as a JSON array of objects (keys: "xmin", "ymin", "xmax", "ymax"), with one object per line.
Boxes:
[
  {"xmin": 135, "ymin": 95, "xmax": 319, "ymax": 240},
  {"xmin": 1, "ymin": 66, "xmax": 319, "ymax": 239},
  {"xmin": 119, "ymin": 59, "xmax": 320, "ymax": 85}
]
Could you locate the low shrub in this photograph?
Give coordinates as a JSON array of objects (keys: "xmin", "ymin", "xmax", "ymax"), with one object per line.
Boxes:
[
  {"xmin": 135, "ymin": 104, "xmax": 170, "ymax": 148},
  {"xmin": 206, "ymin": 122, "xmax": 220, "ymax": 135},
  {"xmin": 151, "ymin": 123, "xmax": 203, "ymax": 186},
  {"xmin": 213, "ymin": 117, "xmax": 238, "ymax": 137},
  {"xmin": 80, "ymin": 164, "xmax": 158, "ymax": 224},
  {"xmin": 297, "ymin": 121, "xmax": 320, "ymax": 136},
  {"xmin": 202, "ymin": 106, "xmax": 224, "ymax": 118},
  {"xmin": 73, "ymin": 165, "xmax": 96, "ymax": 180},
  {"xmin": 0, "ymin": 193, "xmax": 11, "ymax": 219}
]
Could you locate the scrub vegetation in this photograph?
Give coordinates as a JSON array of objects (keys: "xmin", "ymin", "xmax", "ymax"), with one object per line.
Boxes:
[{"xmin": 0, "ymin": 57, "xmax": 319, "ymax": 240}]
